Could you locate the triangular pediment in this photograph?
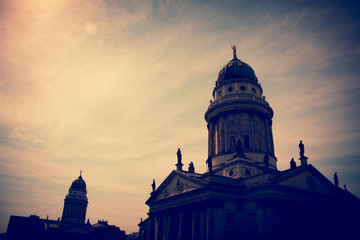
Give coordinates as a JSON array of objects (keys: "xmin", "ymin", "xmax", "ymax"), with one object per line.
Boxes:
[
  {"xmin": 153, "ymin": 171, "xmax": 207, "ymax": 201},
  {"xmin": 278, "ymin": 168, "xmax": 333, "ymax": 194}
]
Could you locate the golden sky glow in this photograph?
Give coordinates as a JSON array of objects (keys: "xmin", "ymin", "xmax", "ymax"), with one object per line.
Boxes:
[{"xmin": 1, "ymin": 0, "xmax": 360, "ymax": 234}]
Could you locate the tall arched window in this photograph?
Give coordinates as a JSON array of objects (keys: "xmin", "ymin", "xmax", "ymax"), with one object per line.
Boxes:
[{"xmin": 214, "ymin": 128, "xmax": 218, "ymax": 155}]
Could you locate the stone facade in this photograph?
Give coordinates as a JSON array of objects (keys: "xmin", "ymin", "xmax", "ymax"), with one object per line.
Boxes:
[
  {"xmin": 144, "ymin": 166, "xmax": 359, "ymax": 240},
  {"xmin": 142, "ymin": 49, "xmax": 360, "ymax": 240}
]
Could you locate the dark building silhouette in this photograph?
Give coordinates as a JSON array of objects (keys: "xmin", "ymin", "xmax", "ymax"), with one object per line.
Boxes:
[
  {"xmin": 142, "ymin": 47, "xmax": 360, "ymax": 240},
  {"xmin": 5, "ymin": 174, "xmax": 126, "ymax": 240}
]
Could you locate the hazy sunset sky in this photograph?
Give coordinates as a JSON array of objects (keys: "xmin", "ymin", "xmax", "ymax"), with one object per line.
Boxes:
[{"xmin": 1, "ymin": 0, "xmax": 360, "ymax": 234}]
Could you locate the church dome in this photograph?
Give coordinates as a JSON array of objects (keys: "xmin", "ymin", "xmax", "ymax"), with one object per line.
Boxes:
[
  {"xmin": 70, "ymin": 175, "xmax": 86, "ymax": 191},
  {"xmin": 216, "ymin": 57, "xmax": 258, "ymax": 86}
]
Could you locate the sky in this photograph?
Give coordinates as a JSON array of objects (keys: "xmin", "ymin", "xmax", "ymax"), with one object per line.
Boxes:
[{"xmin": 1, "ymin": 0, "xmax": 360, "ymax": 234}]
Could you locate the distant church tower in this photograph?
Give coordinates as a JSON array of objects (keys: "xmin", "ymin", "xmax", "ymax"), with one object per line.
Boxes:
[
  {"xmin": 205, "ymin": 46, "xmax": 277, "ymax": 170},
  {"xmin": 61, "ymin": 173, "xmax": 88, "ymax": 224}
]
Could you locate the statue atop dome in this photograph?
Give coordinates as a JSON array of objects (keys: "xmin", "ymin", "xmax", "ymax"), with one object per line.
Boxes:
[{"xmin": 231, "ymin": 44, "xmax": 237, "ymax": 59}]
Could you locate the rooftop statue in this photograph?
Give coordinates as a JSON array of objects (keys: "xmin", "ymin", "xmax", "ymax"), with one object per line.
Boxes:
[
  {"xmin": 334, "ymin": 172, "xmax": 339, "ymax": 187},
  {"xmin": 176, "ymin": 148, "xmax": 182, "ymax": 163},
  {"xmin": 290, "ymin": 158, "xmax": 296, "ymax": 169},
  {"xmin": 151, "ymin": 179, "xmax": 156, "ymax": 193},
  {"xmin": 188, "ymin": 162, "xmax": 195, "ymax": 173},
  {"xmin": 299, "ymin": 140, "xmax": 305, "ymax": 158},
  {"xmin": 263, "ymin": 153, "xmax": 269, "ymax": 168},
  {"xmin": 206, "ymin": 155, "xmax": 213, "ymax": 175}
]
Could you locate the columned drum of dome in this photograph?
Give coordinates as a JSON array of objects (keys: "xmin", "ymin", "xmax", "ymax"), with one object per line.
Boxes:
[
  {"xmin": 61, "ymin": 174, "xmax": 88, "ymax": 224},
  {"xmin": 205, "ymin": 48, "xmax": 276, "ymax": 169}
]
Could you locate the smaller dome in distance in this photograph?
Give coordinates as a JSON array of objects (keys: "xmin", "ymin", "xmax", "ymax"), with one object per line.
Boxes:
[{"xmin": 70, "ymin": 175, "xmax": 87, "ymax": 191}]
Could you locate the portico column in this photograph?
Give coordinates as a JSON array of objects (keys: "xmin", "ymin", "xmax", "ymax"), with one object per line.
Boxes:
[
  {"xmin": 206, "ymin": 207, "xmax": 214, "ymax": 240},
  {"xmin": 147, "ymin": 216, "xmax": 155, "ymax": 240},
  {"xmin": 166, "ymin": 213, "xmax": 173, "ymax": 240},
  {"xmin": 192, "ymin": 209, "xmax": 199, "ymax": 240},
  {"xmin": 161, "ymin": 214, "xmax": 168, "ymax": 240},
  {"xmin": 178, "ymin": 212, "xmax": 184, "ymax": 240},
  {"xmin": 155, "ymin": 216, "xmax": 162, "ymax": 240},
  {"xmin": 199, "ymin": 210, "xmax": 205, "ymax": 240}
]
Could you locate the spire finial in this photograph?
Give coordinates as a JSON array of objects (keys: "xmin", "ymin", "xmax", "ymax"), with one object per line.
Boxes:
[
  {"xmin": 80, "ymin": 170, "xmax": 82, "ymax": 177},
  {"xmin": 231, "ymin": 44, "xmax": 237, "ymax": 59}
]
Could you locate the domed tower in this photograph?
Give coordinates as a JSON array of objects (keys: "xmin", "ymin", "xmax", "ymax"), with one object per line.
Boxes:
[
  {"xmin": 205, "ymin": 46, "xmax": 277, "ymax": 175},
  {"xmin": 61, "ymin": 173, "xmax": 88, "ymax": 224}
]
